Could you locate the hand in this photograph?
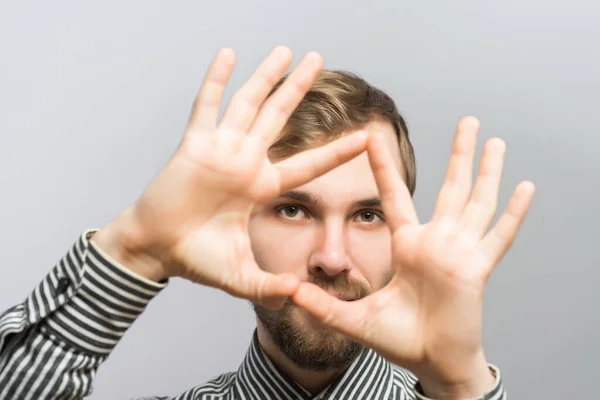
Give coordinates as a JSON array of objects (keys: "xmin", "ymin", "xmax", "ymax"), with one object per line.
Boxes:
[
  {"xmin": 292, "ymin": 117, "xmax": 535, "ymax": 398},
  {"xmin": 92, "ymin": 46, "xmax": 369, "ymax": 309}
]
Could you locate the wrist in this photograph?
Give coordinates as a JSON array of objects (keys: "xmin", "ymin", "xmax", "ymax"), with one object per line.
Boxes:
[
  {"xmin": 91, "ymin": 210, "xmax": 170, "ymax": 283},
  {"xmin": 416, "ymin": 354, "xmax": 496, "ymax": 400}
]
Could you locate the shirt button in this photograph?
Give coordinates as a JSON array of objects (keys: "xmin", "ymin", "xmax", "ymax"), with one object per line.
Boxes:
[{"xmin": 56, "ymin": 278, "xmax": 70, "ymax": 294}]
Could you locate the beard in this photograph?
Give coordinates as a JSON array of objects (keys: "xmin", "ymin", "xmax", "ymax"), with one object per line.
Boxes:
[{"xmin": 252, "ymin": 274, "xmax": 371, "ymax": 371}]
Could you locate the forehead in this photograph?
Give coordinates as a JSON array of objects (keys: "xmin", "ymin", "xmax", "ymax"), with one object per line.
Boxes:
[{"xmin": 290, "ymin": 119, "xmax": 404, "ymax": 202}]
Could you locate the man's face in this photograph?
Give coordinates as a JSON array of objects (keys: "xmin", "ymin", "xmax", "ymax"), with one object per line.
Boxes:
[{"xmin": 249, "ymin": 119, "xmax": 405, "ymax": 371}]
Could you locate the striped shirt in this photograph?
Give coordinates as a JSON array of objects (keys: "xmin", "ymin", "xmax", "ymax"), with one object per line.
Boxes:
[{"xmin": 0, "ymin": 230, "xmax": 507, "ymax": 399}]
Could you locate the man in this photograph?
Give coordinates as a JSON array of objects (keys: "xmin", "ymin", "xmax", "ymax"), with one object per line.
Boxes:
[{"xmin": 0, "ymin": 46, "xmax": 534, "ymax": 399}]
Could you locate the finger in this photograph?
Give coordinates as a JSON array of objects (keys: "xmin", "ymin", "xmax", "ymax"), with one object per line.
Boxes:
[
  {"xmin": 292, "ymin": 282, "xmax": 370, "ymax": 341},
  {"xmin": 432, "ymin": 117, "xmax": 479, "ymax": 220},
  {"xmin": 479, "ymin": 180, "xmax": 536, "ymax": 271},
  {"xmin": 275, "ymin": 130, "xmax": 368, "ymax": 192},
  {"xmin": 459, "ymin": 138, "xmax": 506, "ymax": 238},
  {"xmin": 248, "ymin": 51, "xmax": 324, "ymax": 147},
  {"xmin": 254, "ymin": 272, "xmax": 300, "ymax": 310},
  {"xmin": 188, "ymin": 48, "xmax": 237, "ymax": 133},
  {"xmin": 228, "ymin": 266, "xmax": 300, "ymax": 310},
  {"xmin": 220, "ymin": 46, "xmax": 293, "ymax": 134},
  {"xmin": 367, "ymin": 131, "xmax": 419, "ymax": 230}
]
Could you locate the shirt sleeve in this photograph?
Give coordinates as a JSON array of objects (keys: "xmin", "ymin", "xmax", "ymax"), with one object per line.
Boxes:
[
  {"xmin": 413, "ymin": 364, "xmax": 507, "ymax": 400},
  {"xmin": 0, "ymin": 229, "xmax": 167, "ymax": 400}
]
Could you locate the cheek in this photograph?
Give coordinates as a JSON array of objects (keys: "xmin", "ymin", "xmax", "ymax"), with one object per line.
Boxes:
[
  {"xmin": 349, "ymin": 228, "xmax": 393, "ymax": 290},
  {"xmin": 248, "ymin": 215, "xmax": 313, "ymax": 277}
]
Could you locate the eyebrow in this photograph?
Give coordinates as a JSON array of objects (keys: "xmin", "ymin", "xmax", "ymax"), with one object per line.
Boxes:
[{"xmin": 279, "ymin": 190, "xmax": 381, "ymax": 208}]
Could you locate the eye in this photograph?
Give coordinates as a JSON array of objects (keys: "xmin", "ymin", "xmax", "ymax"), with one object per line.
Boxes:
[
  {"xmin": 354, "ymin": 210, "xmax": 384, "ymax": 224},
  {"xmin": 275, "ymin": 205, "xmax": 307, "ymax": 220}
]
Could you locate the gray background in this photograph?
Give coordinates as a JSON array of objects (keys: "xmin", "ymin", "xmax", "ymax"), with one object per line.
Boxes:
[{"xmin": 0, "ymin": 0, "xmax": 597, "ymax": 399}]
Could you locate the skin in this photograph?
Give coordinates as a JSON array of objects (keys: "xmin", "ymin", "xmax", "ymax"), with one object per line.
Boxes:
[
  {"xmin": 91, "ymin": 45, "xmax": 535, "ymax": 399},
  {"xmin": 249, "ymin": 119, "xmax": 402, "ymax": 393},
  {"xmin": 292, "ymin": 119, "xmax": 536, "ymax": 398}
]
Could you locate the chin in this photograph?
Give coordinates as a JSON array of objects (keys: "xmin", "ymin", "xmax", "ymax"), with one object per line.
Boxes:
[
  {"xmin": 289, "ymin": 305, "xmax": 346, "ymax": 341},
  {"xmin": 254, "ymin": 302, "xmax": 364, "ymax": 371},
  {"xmin": 289, "ymin": 304, "xmax": 330, "ymax": 329}
]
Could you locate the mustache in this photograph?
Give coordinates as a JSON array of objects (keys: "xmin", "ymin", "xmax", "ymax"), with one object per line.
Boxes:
[{"xmin": 304, "ymin": 274, "xmax": 371, "ymax": 301}]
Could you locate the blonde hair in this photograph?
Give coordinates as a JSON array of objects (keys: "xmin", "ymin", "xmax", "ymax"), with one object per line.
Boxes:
[{"xmin": 268, "ymin": 70, "xmax": 416, "ymax": 195}]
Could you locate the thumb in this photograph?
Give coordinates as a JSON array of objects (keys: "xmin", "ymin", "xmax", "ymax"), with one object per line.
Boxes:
[
  {"xmin": 228, "ymin": 266, "xmax": 300, "ymax": 310},
  {"xmin": 291, "ymin": 282, "xmax": 369, "ymax": 341}
]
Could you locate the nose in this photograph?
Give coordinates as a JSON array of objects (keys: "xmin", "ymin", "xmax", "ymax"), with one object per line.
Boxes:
[{"xmin": 308, "ymin": 220, "xmax": 351, "ymax": 277}]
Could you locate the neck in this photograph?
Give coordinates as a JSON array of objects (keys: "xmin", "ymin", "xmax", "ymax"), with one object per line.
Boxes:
[{"xmin": 256, "ymin": 323, "xmax": 344, "ymax": 395}]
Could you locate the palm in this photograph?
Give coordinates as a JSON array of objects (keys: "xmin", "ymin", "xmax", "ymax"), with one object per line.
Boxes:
[
  {"xmin": 293, "ymin": 118, "xmax": 535, "ymax": 380},
  {"xmin": 354, "ymin": 222, "xmax": 490, "ymax": 371},
  {"xmin": 149, "ymin": 133, "xmax": 285, "ymax": 295},
  {"xmin": 122, "ymin": 47, "xmax": 369, "ymax": 308}
]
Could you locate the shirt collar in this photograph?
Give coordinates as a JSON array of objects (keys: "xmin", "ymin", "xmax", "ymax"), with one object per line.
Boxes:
[{"xmin": 234, "ymin": 330, "xmax": 395, "ymax": 400}]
